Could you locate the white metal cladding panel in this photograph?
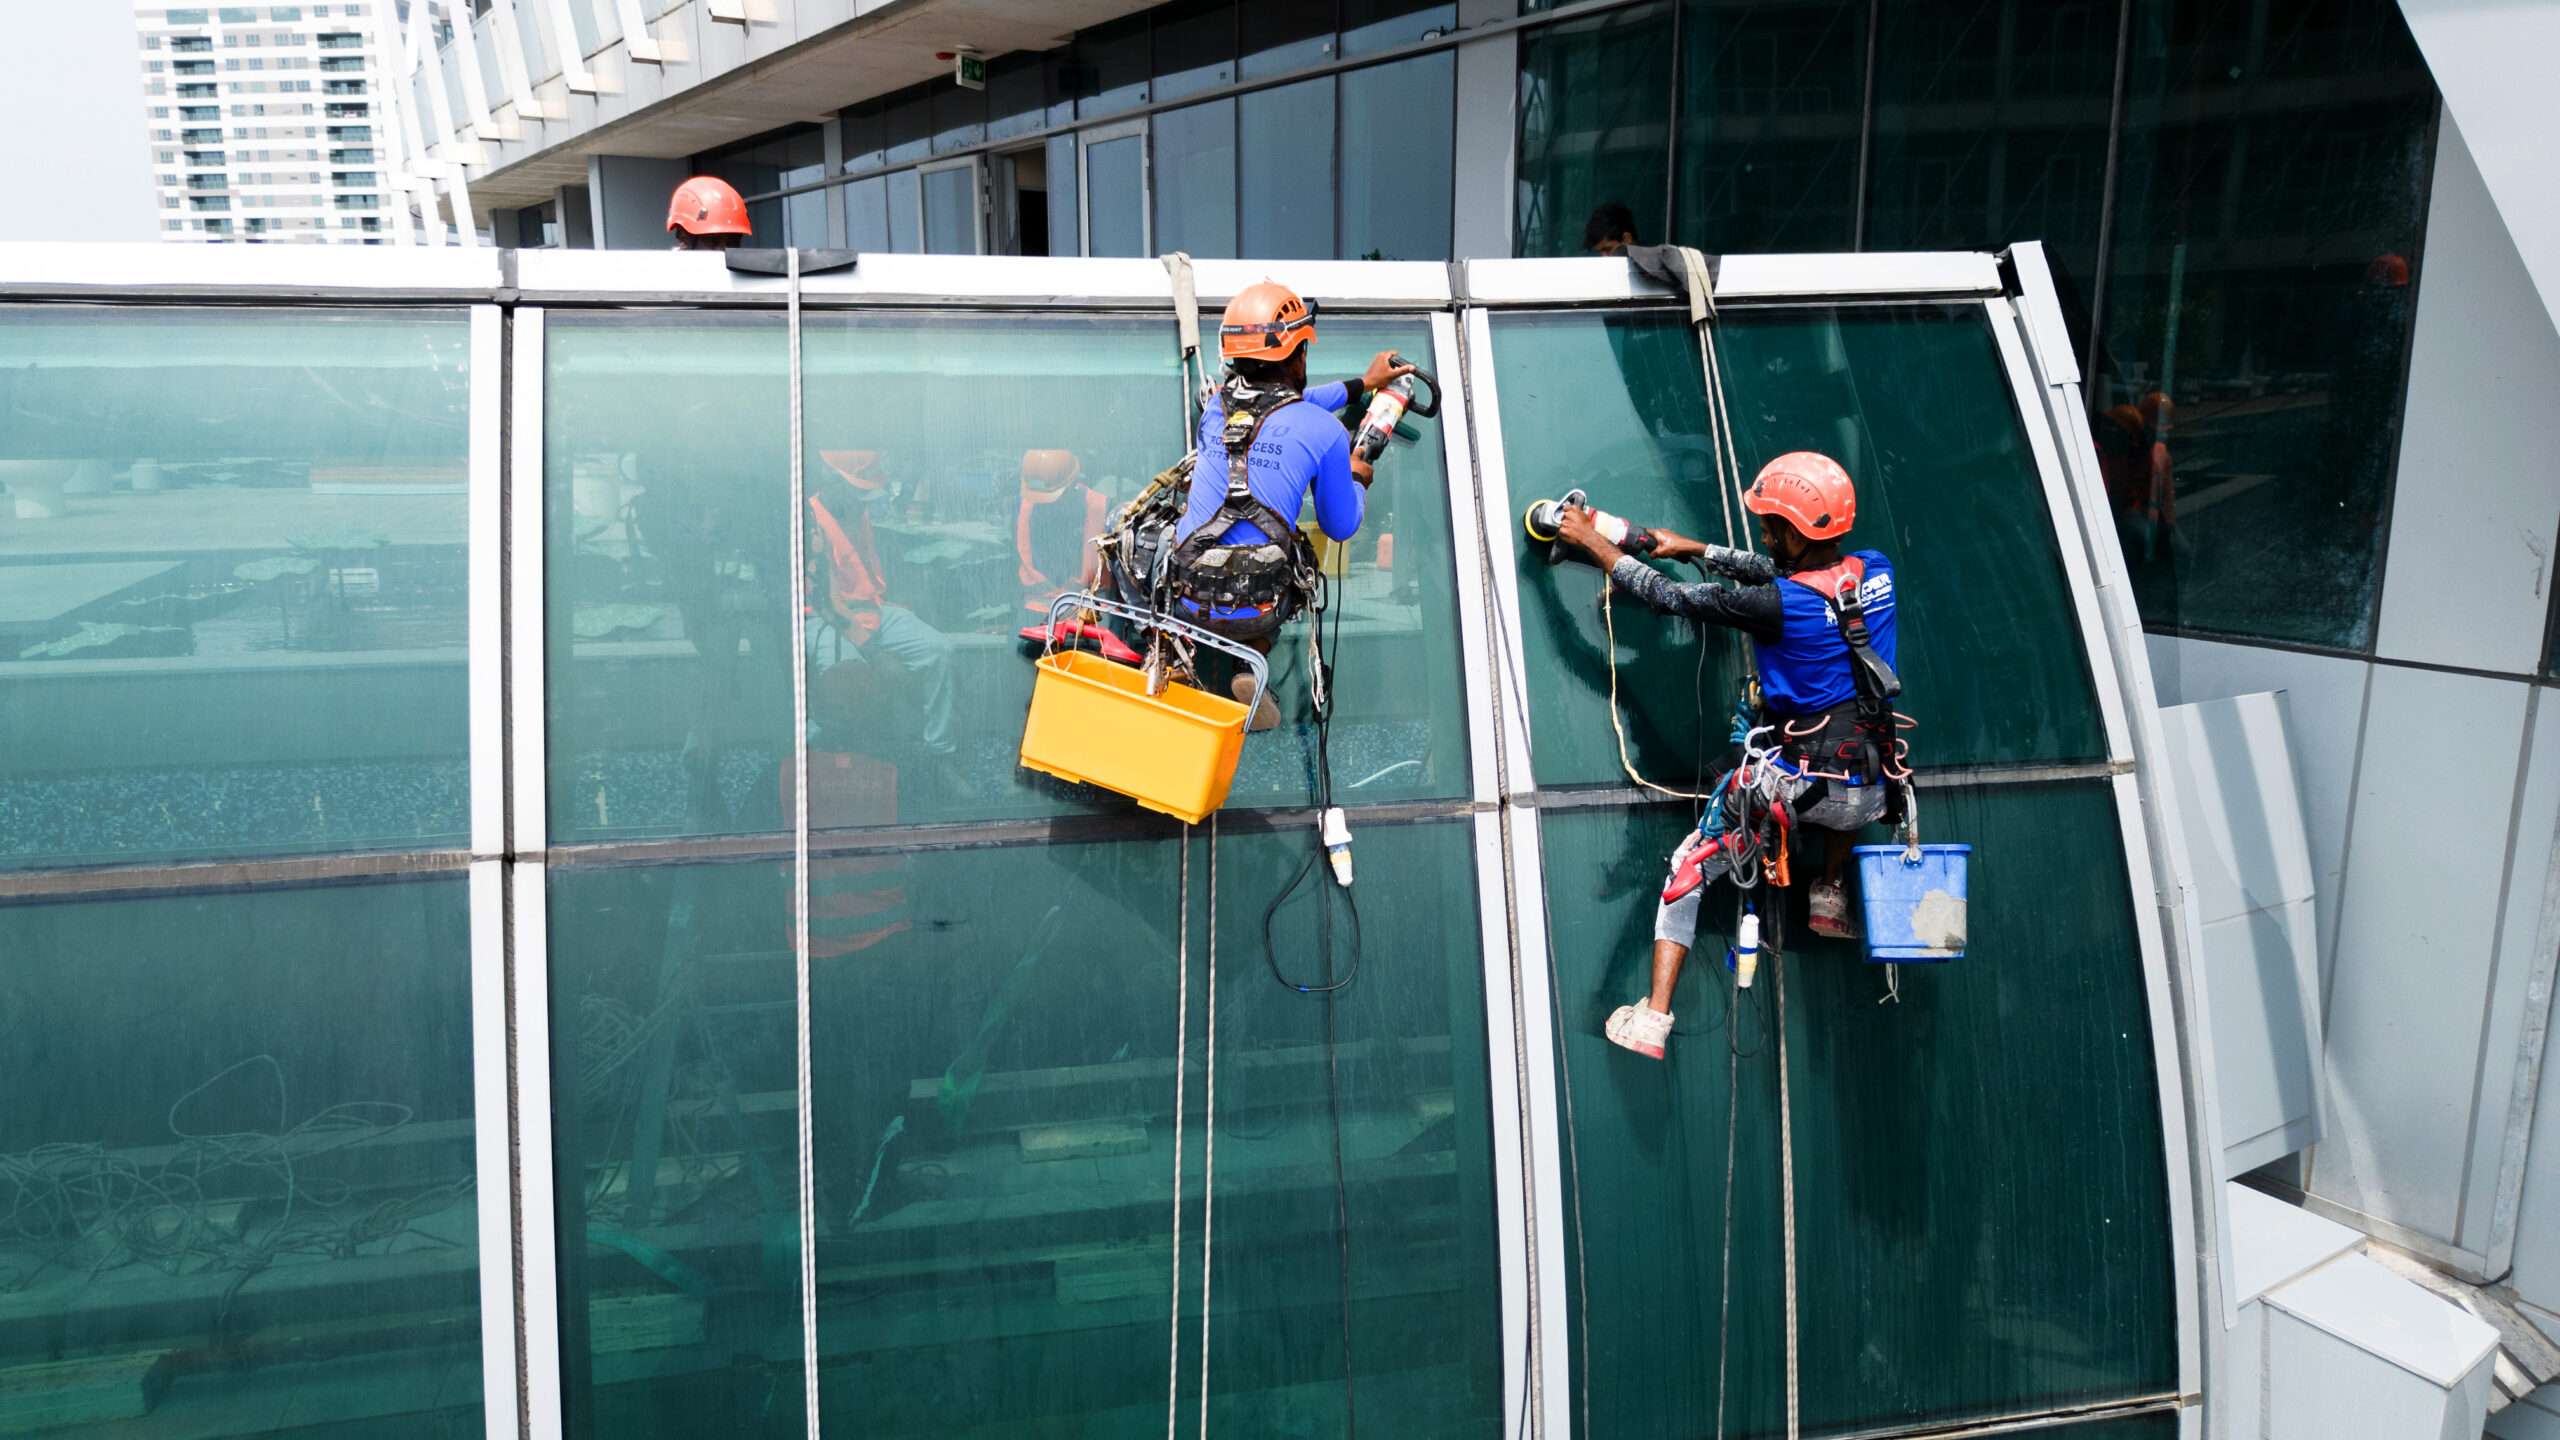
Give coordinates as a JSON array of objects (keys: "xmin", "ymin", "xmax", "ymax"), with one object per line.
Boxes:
[
  {"xmin": 1460, "ymin": 251, "xmax": 2004, "ymax": 304},
  {"xmin": 2145, "ymin": 633, "xmax": 2374, "ymax": 988},
  {"xmin": 0, "ymin": 240, "xmax": 502, "ymax": 294},
  {"xmin": 2375, "ymin": 116, "xmax": 2560, "ymax": 677},
  {"xmin": 2314, "ymin": 664, "xmax": 2533, "ymax": 1245},
  {"xmin": 2400, "ymin": 2, "xmax": 2560, "ymax": 337},
  {"xmin": 2464, "ymin": 690, "xmax": 2560, "ymax": 1262},
  {"xmin": 2497, "ymin": 701, "xmax": 2560, "ymax": 1312}
]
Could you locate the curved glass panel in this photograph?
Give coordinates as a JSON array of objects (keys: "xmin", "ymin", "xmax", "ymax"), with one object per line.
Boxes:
[
  {"xmin": 1541, "ymin": 782, "xmax": 2176, "ymax": 1435},
  {"xmin": 1491, "ymin": 303, "xmax": 2105, "ymax": 787},
  {"xmin": 0, "ymin": 305, "xmax": 471, "ymax": 869}
]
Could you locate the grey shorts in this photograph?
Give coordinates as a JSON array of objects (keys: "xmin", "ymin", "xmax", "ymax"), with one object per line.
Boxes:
[{"xmin": 1651, "ymin": 774, "xmax": 1889, "ymax": 948}]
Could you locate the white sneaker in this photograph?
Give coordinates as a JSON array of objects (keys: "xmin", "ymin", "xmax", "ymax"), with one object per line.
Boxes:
[
  {"xmin": 1808, "ymin": 881, "xmax": 1859, "ymax": 940},
  {"xmin": 1604, "ymin": 1001, "xmax": 1673, "ymax": 1060}
]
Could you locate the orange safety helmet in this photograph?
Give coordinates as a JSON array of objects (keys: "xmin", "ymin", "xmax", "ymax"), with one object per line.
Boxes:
[
  {"xmin": 667, "ymin": 176, "xmax": 752, "ymax": 238},
  {"xmin": 1220, "ymin": 280, "xmax": 1317, "ymax": 362},
  {"xmin": 1019, "ymin": 448, "xmax": 1083, "ymax": 496},
  {"xmin": 820, "ymin": 449, "xmax": 886, "ymax": 492},
  {"xmin": 1744, "ymin": 451, "xmax": 1857, "ymax": 542}
]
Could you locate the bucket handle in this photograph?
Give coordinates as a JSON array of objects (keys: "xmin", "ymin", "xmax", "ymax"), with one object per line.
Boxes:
[{"xmin": 1045, "ymin": 591, "xmax": 1272, "ymax": 723}]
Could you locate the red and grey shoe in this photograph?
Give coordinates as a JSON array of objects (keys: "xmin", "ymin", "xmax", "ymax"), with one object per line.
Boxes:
[{"xmin": 1808, "ymin": 880, "xmax": 1859, "ymax": 940}]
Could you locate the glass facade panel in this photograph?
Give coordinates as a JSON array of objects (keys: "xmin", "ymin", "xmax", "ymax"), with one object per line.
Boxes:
[
  {"xmin": 1516, "ymin": 4, "xmax": 1674, "ymax": 257},
  {"xmin": 1867, "ymin": 0, "xmax": 2117, "ymax": 293},
  {"xmin": 1340, "ymin": 52, "xmax": 1454, "ymax": 261},
  {"xmin": 544, "ymin": 312, "xmax": 790, "ymax": 846},
  {"xmin": 1490, "ymin": 305, "xmax": 2104, "ymax": 786},
  {"xmin": 1085, "ymin": 133, "xmax": 1147, "ymax": 257},
  {"xmin": 0, "ymin": 878, "xmax": 483, "ymax": 1435},
  {"xmin": 2096, "ymin": 0, "xmax": 2434, "ymax": 649},
  {"xmin": 883, "ymin": 93, "xmax": 932, "ymax": 166},
  {"xmin": 1541, "ymin": 782, "xmax": 2176, "ymax": 1436},
  {"xmin": 789, "ymin": 313, "xmax": 1465, "ymax": 830},
  {"xmin": 986, "ymin": 52, "xmax": 1052, "ymax": 142},
  {"xmin": 920, "ymin": 164, "xmax": 977, "ymax": 254},
  {"xmin": 887, "ymin": 168, "xmax": 922, "ymax": 253},
  {"xmin": 1676, "ymin": 0, "xmax": 1865, "ymax": 253},
  {"xmin": 1047, "ymin": 133, "xmax": 1082, "ymax": 257},
  {"xmin": 0, "ymin": 306, "xmax": 470, "ymax": 869},
  {"xmin": 1153, "ymin": 98, "xmax": 1238, "ymax": 258},
  {"xmin": 1152, "ymin": 0, "xmax": 1236, "ymax": 102},
  {"xmin": 547, "ymin": 859, "xmax": 804, "ymax": 1439},
  {"xmin": 1075, "ymin": 14, "xmax": 1152, "ymax": 119},
  {"xmin": 930, "ymin": 83, "xmax": 986, "ymax": 155},
  {"xmin": 1240, "ymin": 76, "xmax": 1336, "ymax": 259},
  {"xmin": 1241, "ymin": 2, "xmax": 1335, "ymax": 79},
  {"xmin": 843, "ymin": 174, "xmax": 888, "ymax": 251},
  {"xmin": 1341, "ymin": 0, "xmax": 1457, "ymax": 57}
]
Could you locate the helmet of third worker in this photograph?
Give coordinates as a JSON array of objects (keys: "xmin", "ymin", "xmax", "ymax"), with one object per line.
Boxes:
[
  {"xmin": 1219, "ymin": 281, "xmax": 1316, "ymax": 362},
  {"xmin": 1744, "ymin": 451, "xmax": 1857, "ymax": 541},
  {"xmin": 1019, "ymin": 449, "xmax": 1082, "ymax": 495},
  {"xmin": 667, "ymin": 176, "xmax": 752, "ymax": 237}
]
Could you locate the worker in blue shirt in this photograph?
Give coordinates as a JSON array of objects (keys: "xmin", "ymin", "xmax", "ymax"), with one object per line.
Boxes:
[{"xmin": 1166, "ymin": 280, "xmax": 1413, "ymax": 728}]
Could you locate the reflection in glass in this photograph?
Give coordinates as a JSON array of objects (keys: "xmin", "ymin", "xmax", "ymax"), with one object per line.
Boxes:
[
  {"xmin": 1490, "ymin": 305, "xmax": 2103, "ymax": 784},
  {"xmin": 987, "ymin": 52, "xmax": 1051, "ymax": 142},
  {"xmin": 809, "ymin": 822, "xmax": 1501, "ymax": 1435},
  {"xmin": 883, "ymin": 93, "xmax": 932, "ymax": 166},
  {"xmin": 1085, "ymin": 134, "xmax": 1147, "ymax": 257},
  {"xmin": 2096, "ymin": 0, "xmax": 2434, "ymax": 648},
  {"xmin": 548, "ymin": 861, "xmax": 803, "ymax": 1439},
  {"xmin": 1866, "ymin": 0, "xmax": 2112, "ymax": 284},
  {"xmin": 920, "ymin": 164, "xmax": 977, "ymax": 255},
  {"xmin": 1679, "ymin": 0, "xmax": 1865, "ymax": 253},
  {"xmin": 887, "ymin": 169, "xmax": 922, "ymax": 254},
  {"xmin": 1515, "ymin": 4, "xmax": 1674, "ymax": 257},
  {"xmin": 544, "ymin": 313, "xmax": 790, "ymax": 846},
  {"xmin": 1542, "ymin": 785, "xmax": 2175, "ymax": 1435},
  {"xmin": 0, "ymin": 879, "xmax": 483, "ymax": 1436},
  {"xmin": 0, "ymin": 306, "xmax": 470, "ymax": 869},
  {"xmin": 1340, "ymin": 53, "xmax": 1455, "ymax": 261},
  {"xmin": 789, "ymin": 314, "xmax": 1465, "ymax": 829},
  {"xmin": 1242, "ymin": 2, "xmax": 1334, "ymax": 79},
  {"xmin": 1341, "ymin": 0, "xmax": 1457, "ymax": 57},
  {"xmin": 1152, "ymin": 98, "xmax": 1238, "ymax": 258},
  {"xmin": 1153, "ymin": 0, "xmax": 1236, "ymax": 102},
  {"xmin": 1075, "ymin": 13, "xmax": 1152, "ymax": 119},
  {"xmin": 1240, "ymin": 76, "xmax": 1336, "ymax": 259},
  {"xmin": 843, "ymin": 174, "xmax": 888, "ymax": 252}
]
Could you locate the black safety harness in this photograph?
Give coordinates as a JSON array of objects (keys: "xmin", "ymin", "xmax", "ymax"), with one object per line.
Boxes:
[
  {"xmin": 1151, "ymin": 374, "xmax": 1322, "ymax": 641},
  {"xmin": 1772, "ymin": 559, "xmax": 1907, "ymax": 795}
]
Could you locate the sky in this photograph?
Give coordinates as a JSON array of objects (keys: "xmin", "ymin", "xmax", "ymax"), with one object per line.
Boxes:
[{"xmin": 0, "ymin": 5, "xmax": 162, "ymax": 243}]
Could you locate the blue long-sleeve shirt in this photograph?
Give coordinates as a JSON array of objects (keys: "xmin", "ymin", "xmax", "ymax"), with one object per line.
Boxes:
[{"xmin": 1175, "ymin": 381, "xmax": 1361, "ymax": 546}]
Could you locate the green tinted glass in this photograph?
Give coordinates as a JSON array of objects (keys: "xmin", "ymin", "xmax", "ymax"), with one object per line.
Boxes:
[
  {"xmin": 1515, "ymin": 4, "xmax": 1674, "ymax": 257},
  {"xmin": 546, "ymin": 859, "xmax": 806, "ymax": 1440},
  {"xmin": 794, "ymin": 314, "xmax": 1466, "ymax": 832},
  {"xmin": 808, "ymin": 820, "xmax": 1501, "ymax": 1433},
  {"xmin": 1492, "ymin": 305, "xmax": 2105, "ymax": 787},
  {"xmin": 2097, "ymin": 0, "xmax": 2433, "ymax": 648},
  {"xmin": 0, "ymin": 306, "xmax": 471, "ymax": 868},
  {"xmin": 0, "ymin": 878, "xmax": 483, "ymax": 1435},
  {"xmin": 1675, "ymin": 0, "xmax": 1865, "ymax": 253},
  {"xmin": 1541, "ymin": 782, "xmax": 2175, "ymax": 1435},
  {"xmin": 544, "ymin": 312, "xmax": 791, "ymax": 845}
]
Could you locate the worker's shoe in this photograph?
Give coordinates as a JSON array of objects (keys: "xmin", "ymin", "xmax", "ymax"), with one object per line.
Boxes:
[
  {"xmin": 1230, "ymin": 672, "xmax": 1282, "ymax": 732},
  {"xmin": 1807, "ymin": 880, "xmax": 1858, "ymax": 940},
  {"xmin": 1603, "ymin": 1000, "xmax": 1673, "ymax": 1060}
]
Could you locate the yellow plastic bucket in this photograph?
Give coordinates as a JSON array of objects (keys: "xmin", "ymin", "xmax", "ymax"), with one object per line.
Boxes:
[{"xmin": 1019, "ymin": 648, "xmax": 1250, "ymax": 824}]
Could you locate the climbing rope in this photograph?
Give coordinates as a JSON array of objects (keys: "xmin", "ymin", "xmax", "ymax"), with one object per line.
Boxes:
[
  {"xmin": 1197, "ymin": 816, "xmax": 1221, "ymax": 1440},
  {"xmin": 1165, "ymin": 828, "xmax": 1191, "ymax": 1440},
  {"xmin": 785, "ymin": 244, "xmax": 821, "ymax": 1440}
]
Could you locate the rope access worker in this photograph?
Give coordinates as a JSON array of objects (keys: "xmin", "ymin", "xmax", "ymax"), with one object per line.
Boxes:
[
  {"xmin": 1169, "ymin": 280, "xmax": 1415, "ymax": 729},
  {"xmin": 1551, "ymin": 451, "xmax": 1904, "ymax": 1061},
  {"xmin": 667, "ymin": 175, "xmax": 752, "ymax": 251}
]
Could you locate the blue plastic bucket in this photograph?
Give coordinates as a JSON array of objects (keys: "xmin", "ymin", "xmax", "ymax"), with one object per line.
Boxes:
[{"xmin": 1850, "ymin": 844, "xmax": 1971, "ymax": 962}]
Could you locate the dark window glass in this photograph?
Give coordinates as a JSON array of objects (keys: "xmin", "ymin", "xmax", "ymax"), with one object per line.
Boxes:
[
  {"xmin": 1341, "ymin": 0, "xmax": 1455, "ymax": 57},
  {"xmin": 1242, "ymin": 0, "xmax": 1336, "ymax": 79},
  {"xmin": 1240, "ymin": 75, "xmax": 1336, "ymax": 259},
  {"xmin": 1515, "ymin": 3, "xmax": 1673, "ymax": 256},
  {"xmin": 2096, "ymin": 0, "xmax": 2435, "ymax": 648},
  {"xmin": 1153, "ymin": 0, "xmax": 1235, "ymax": 101},
  {"xmin": 840, "ymin": 101, "xmax": 885, "ymax": 172},
  {"xmin": 921, "ymin": 163, "xmax": 977, "ymax": 253},
  {"xmin": 745, "ymin": 195, "xmax": 782, "ymax": 240},
  {"xmin": 1868, "ymin": 0, "xmax": 2113, "ymax": 284},
  {"xmin": 1541, "ymin": 783, "xmax": 2175, "ymax": 1433},
  {"xmin": 985, "ymin": 51, "xmax": 1050, "ymax": 141},
  {"xmin": 1491, "ymin": 305, "xmax": 2105, "ymax": 784},
  {"xmin": 544, "ymin": 313, "xmax": 788, "ymax": 846},
  {"xmin": 1153, "ymin": 98, "xmax": 1237, "ymax": 257},
  {"xmin": 887, "ymin": 167, "xmax": 923, "ymax": 252},
  {"xmin": 1084, "ymin": 132, "xmax": 1147, "ymax": 257},
  {"xmin": 789, "ymin": 315, "xmax": 1465, "ymax": 827},
  {"xmin": 0, "ymin": 307, "xmax": 471, "ymax": 868},
  {"xmin": 547, "ymin": 859, "xmax": 802, "ymax": 1437},
  {"xmin": 1678, "ymin": 0, "xmax": 1864, "ymax": 252},
  {"xmin": 931, "ymin": 80, "xmax": 985, "ymax": 154},
  {"xmin": 884, "ymin": 92, "xmax": 933, "ymax": 165},
  {"xmin": 1047, "ymin": 132, "xmax": 1081, "ymax": 255},
  {"xmin": 0, "ymin": 879, "xmax": 484, "ymax": 1431},
  {"xmin": 1073, "ymin": 13, "xmax": 1151, "ymax": 119},
  {"xmin": 844, "ymin": 173, "xmax": 889, "ymax": 249},
  {"xmin": 1340, "ymin": 52, "xmax": 1453, "ymax": 260}
]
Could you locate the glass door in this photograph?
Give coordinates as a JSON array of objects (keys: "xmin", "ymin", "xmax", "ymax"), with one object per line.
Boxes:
[
  {"xmin": 1078, "ymin": 118, "xmax": 1149, "ymax": 258},
  {"xmin": 917, "ymin": 155, "xmax": 983, "ymax": 255}
]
